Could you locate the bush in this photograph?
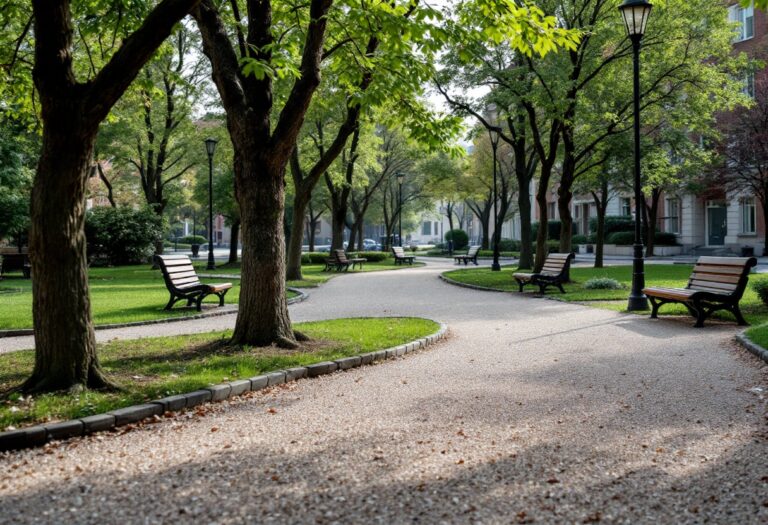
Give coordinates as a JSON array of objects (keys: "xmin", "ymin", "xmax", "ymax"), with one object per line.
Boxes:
[
  {"xmin": 477, "ymin": 250, "xmax": 518, "ymax": 257},
  {"xmin": 498, "ymin": 239, "xmax": 520, "ymax": 251},
  {"xmin": 589, "ymin": 216, "xmax": 634, "ymax": 235},
  {"xmin": 572, "ymin": 234, "xmax": 589, "ymax": 245},
  {"xmin": 301, "ymin": 252, "xmax": 331, "ymax": 264},
  {"xmin": 547, "ymin": 240, "xmax": 560, "ymax": 253},
  {"xmin": 445, "ymin": 229, "xmax": 469, "ymax": 250},
  {"xmin": 752, "ymin": 281, "xmax": 768, "ymax": 307},
  {"xmin": 653, "ymin": 232, "xmax": 678, "ymax": 246},
  {"xmin": 583, "ymin": 277, "xmax": 624, "ymax": 290},
  {"xmin": 606, "ymin": 231, "xmax": 679, "ymax": 246},
  {"xmin": 349, "ymin": 251, "xmax": 390, "ymax": 262},
  {"xmin": 180, "ymin": 235, "xmax": 206, "ymax": 245},
  {"xmin": 532, "ymin": 220, "xmax": 577, "ymax": 241},
  {"xmin": 85, "ymin": 207, "xmax": 164, "ymax": 265}
]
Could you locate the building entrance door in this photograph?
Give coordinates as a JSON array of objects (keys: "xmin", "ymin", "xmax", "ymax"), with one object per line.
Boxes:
[{"xmin": 707, "ymin": 204, "xmax": 727, "ymax": 246}]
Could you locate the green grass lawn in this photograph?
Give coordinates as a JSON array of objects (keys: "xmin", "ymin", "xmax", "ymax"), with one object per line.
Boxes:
[
  {"xmin": 0, "ymin": 317, "xmax": 438, "ymax": 429},
  {"xmin": 212, "ymin": 259, "xmax": 425, "ymax": 289},
  {"xmin": 0, "ymin": 267, "xmax": 249, "ymax": 331},
  {"xmin": 443, "ymin": 264, "xmax": 768, "ymax": 326}
]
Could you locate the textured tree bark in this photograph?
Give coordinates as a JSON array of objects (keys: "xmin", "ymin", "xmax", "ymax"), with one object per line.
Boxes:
[
  {"xmin": 591, "ymin": 177, "xmax": 609, "ymax": 269},
  {"xmin": 26, "ymin": 0, "xmax": 199, "ymax": 393},
  {"xmin": 534, "ymin": 166, "xmax": 553, "ymax": 274},
  {"xmin": 228, "ymin": 218, "xmax": 240, "ymax": 264},
  {"xmin": 517, "ymin": 178, "xmax": 533, "ymax": 270},
  {"xmin": 231, "ymin": 160, "xmax": 295, "ymax": 347},
  {"xmin": 25, "ymin": 119, "xmax": 112, "ymax": 393},
  {"xmin": 286, "ymin": 191, "xmax": 310, "ymax": 281}
]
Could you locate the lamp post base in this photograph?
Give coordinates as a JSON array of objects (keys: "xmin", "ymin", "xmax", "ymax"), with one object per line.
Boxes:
[
  {"xmin": 491, "ymin": 262, "xmax": 501, "ymax": 271},
  {"xmin": 206, "ymin": 250, "xmax": 216, "ymax": 270},
  {"xmin": 627, "ymin": 242, "xmax": 648, "ymax": 311}
]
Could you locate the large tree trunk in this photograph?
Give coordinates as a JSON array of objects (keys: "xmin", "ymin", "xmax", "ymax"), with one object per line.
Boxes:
[
  {"xmin": 518, "ymin": 177, "xmax": 533, "ymax": 269},
  {"xmin": 228, "ymin": 218, "xmax": 240, "ymax": 264},
  {"xmin": 762, "ymin": 198, "xmax": 768, "ymax": 256},
  {"xmin": 534, "ymin": 165, "xmax": 554, "ymax": 273},
  {"xmin": 26, "ymin": 128, "xmax": 111, "ymax": 392},
  {"xmin": 231, "ymin": 161, "xmax": 294, "ymax": 347},
  {"xmin": 591, "ymin": 178, "xmax": 609, "ymax": 269},
  {"xmin": 286, "ymin": 191, "xmax": 310, "ymax": 280},
  {"xmin": 645, "ymin": 189, "xmax": 660, "ymax": 257}
]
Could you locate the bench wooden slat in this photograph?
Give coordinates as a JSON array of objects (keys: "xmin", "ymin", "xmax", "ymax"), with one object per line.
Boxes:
[
  {"xmin": 692, "ymin": 264, "xmax": 745, "ymax": 276},
  {"xmin": 688, "ymin": 281, "xmax": 737, "ymax": 293},
  {"xmin": 689, "ymin": 272, "xmax": 741, "ymax": 285},
  {"xmin": 697, "ymin": 256, "xmax": 755, "ymax": 266},
  {"xmin": 162, "ymin": 259, "xmax": 194, "ymax": 267},
  {"xmin": 166, "ymin": 266, "xmax": 197, "ymax": 276},
  {"xmin": 171, "ymin": 276, "xmax": 202, "ymax": 287},
  {"xmin": 167, "ymin": 271, "xmax": 199, "ymax": 282}
]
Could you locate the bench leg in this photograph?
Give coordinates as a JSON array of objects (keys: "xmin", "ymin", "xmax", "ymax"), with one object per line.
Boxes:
[
  {"xmin": 648, "ymin": 296, "xmax": 661, "ymax": 319},
  {"xmin": 195, "ymin": 294, "xmax": 206, "ymax": 312},
  {"xmin": 515, "ymin": 279, "xmax": 525, "ymax": 293},
  {"xmin": 164, "ymin": 293, "xmax": 180, "ymax": 311},
  {"xmin": 691, "ymin": 300, "xmax": 706, "ymax": 328},
  {"xmin": 217, "ymin": 289, "xmax": 229, "ymax": 307},
  {"xmin": 556, "ymin": 282, "xmax": 565, "ymax": 293},
  {"xmin": 732, "ymin": 304, "xmax": 748, "ymax": 326}
]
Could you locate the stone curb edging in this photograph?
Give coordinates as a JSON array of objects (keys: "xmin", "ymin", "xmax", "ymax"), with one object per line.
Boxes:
[
  {"xmin": 438, "ymin": 273, "xmax": 509, "ymax": 293},
  {"xmin": 0, "ymin": 321, "xmax": 447, "ymax": 452},
  {"xmin": 0, "ymin": 288, "xmax": 308, "ymax": 339},
  {"xmin": 734, "ymin": 332, "xmax": 768, "ymax": 364}
]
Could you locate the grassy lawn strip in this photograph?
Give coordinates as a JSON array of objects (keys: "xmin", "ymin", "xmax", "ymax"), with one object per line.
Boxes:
[
  {"xmin": 0, "ymin": 317, "xmax": 439, "ymax": 429},
  {"xmin": 744, "ymin": 324, "xmax": 768, "ymax": 350},
  {"xmin": 212, "ymin": 260, "xmax": 426, "ymax": 289},
  {"xmin": 0, "ymin": 267, "xmax": 246, "ymax": 331},
  {"xmin": 443, "ymin": 264, "xmax": 768, "ymax": 325}
]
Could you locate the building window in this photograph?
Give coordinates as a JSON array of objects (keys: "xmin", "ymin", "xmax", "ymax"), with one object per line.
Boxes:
[
  {"xmin": 620, "ymin": 197, "xmax": 632, "ymax": 217},
  {"xmin": 665, "ymin": 198, "xmax": 680, "ymax": 234},
  {"xmin": 729, "ymin": 2, "xmax": 754, "ymax": 42},
  {"xmin": 421, "ymin": 221, "xmax": 431, "ymax": 235},
  {"xmin": 741, "ymin": 197, "xmax": 756, "ymax": 234},
  {"xmin": 742, "ymin": 71, "xmax": 755, "ymax": 98}
]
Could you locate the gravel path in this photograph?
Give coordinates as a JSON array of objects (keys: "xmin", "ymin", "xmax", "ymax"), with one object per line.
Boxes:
[{"xmin": 1, "ymin": 259, "xmax": 767, "ymax": 524}]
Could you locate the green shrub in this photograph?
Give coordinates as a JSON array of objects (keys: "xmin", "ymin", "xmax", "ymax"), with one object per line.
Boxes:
[
  {"xmin": 606, "ymin": 231, "xmax": 634, "ymax": 245},
  {"xmin": 546, "ymin": 240, "xmax": 560, "ymax": 253},
  {"xmin": 583, "ymin": 277, "xmax": 624, "ymax": 290},
  {"xmin": 654, "ymin": 232, "xmax": 678, "ymax": 246},
  {"xmin": 301, "ymin": 252, "xmax": 331, "ymax": 264},
  {"xmin": 589, "ymin": 216, "xmax": 634, "ymax": 235},
  {"xmin": 572, "ymin": 234, "xmax": 589, "ymax": 245},
  {"xmin": 85, "ymin": 207, "xmax": 164, "ymax": 265},
  {"xmin": 532, "ymin": 220, "xmax": 577, "ymax": 241},
  {"xmin": 752, "ymin": 281, "xmax": 768, "ymax": 307},
  {"xmin": 607, "ymin": 231, "xmax": 679, "ymax": 246},
  {"xmin": 445, "ymin": 229, "xmax": 469, "ymax": 250},
  {"xmin": 498, "ymin": 239, "xmax": 520, "ymax": 251},
  {"xmin": 180, "ymin": 235, "xmax": 206, "ymax": 245},
  {"xmin": 477, "ymin": 250, "xmax": 518, "ymax": 257},
  {"xmin": 349, "ymin": 251, "xmax": 390, "ymax": 262}
]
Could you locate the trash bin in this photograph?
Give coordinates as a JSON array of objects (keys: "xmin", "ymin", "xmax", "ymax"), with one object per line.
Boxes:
[{"xmin": 741, "ymin": 246, "xmax": 754, "ymax": 257}]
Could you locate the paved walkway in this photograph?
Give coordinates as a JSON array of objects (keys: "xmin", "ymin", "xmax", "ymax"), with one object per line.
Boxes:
[{"xmin": 1, "ymin": 260, "xmax": 767, "ymax": 523}]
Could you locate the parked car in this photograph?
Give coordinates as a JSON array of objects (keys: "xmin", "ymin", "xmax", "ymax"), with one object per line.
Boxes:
[{"xmin": 362, "ymin": 238, "xmax": 381, "ymax": 251}]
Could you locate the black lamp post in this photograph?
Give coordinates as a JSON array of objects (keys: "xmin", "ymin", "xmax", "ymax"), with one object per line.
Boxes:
[
  {"xmin": 396, "ymin": 172, "xmax": 405, "ymax": 247},
  {"xmin": 619, "ymin": 0, "xmax": 652, "ymax": 311},
  {"xmin": 487, "ymin": 103, "xmax": 502, "ymax": 272},
  {"xmin": 204, "ymin": 138, "xmax": 218, "ymax": 270}
]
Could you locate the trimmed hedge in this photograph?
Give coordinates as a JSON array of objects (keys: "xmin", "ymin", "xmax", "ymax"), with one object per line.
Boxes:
[
  {"xmin": 532, "ymin": 220, "xmax": 577, "ymax": 241},
  {"xmin": 180, "ymin": 235, "xmax": 207, "ymax": 245},
  {"xmin": 606, "ymin": 231, "xmax": 679, "ymax": 246},
  {"xmin": 301, "ymin": 251, "xmax": 392, "ymax": 264},
  {"xmin": 589, "ymin": 216, "xmax": 634, "ymax": 235}
]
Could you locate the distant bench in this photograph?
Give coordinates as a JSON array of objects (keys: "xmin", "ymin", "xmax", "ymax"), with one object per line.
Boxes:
[
  {"xmin": 643, "ymin": 256, "xmax": 757, "ymax": 327},
  {"xmin": 154, "ymin": 254, "xmax": 232, "ymax": 311},
  {"xmin": 324, "ymin": 249, "xmax": 366, "ymax": 272},
  {"xmin": 0, "ymin": 253, "xmax": 31, "ymax": 279},
  {"xmin": 392, "ymin": 246, "xmax": 415, "ymax": 265},
  {"xmin": 513, "ymin": 252, "xmax": 574, "ymax": 294},
  {"xmin": 454, "ymin": 245, "xmax": 480, "ymax": 266}
]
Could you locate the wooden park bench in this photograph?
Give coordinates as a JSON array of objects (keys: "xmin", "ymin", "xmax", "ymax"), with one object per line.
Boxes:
[
  {"xmin": 324, "ymin": 249, "xmax": 366, "ymax": 272},
  {"xmin": 643, "ymin": 256, "xmax": 757, "ymax": 328},
  {"xmin": 154, "ymin": 254, "xmax": 232, "ymax": 311},
  {"xmin": 513, "ymin": 252, "xmax": 574, "ymax": 294},
  {"xmin": 392, "ymin": 246, "xmax": 415, "ymax": 265},
  {"xmin": 0, "ymin": 253, "xmax": 31, "ymax": 279},
  {"xmin": 454, "ymin": 245, "xmax": 480, "ymax": 266}
]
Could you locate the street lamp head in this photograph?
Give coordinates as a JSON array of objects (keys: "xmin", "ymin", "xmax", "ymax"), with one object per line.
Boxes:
[
  {"xmin": 619, "ymin": 0, "xmax": 652, "ymax": 38},
  {"xmin": 396, "ymin": 172, "xmax": 405, "ymax": 185},
  {"xmin": 488, "ymin": 126, "xmax": 502, "ymax": 148},
  {"xmin": 486, "ymin": 103, "xmax": 498, "ymax": 125},
  {"xmin": 204, "ymin": 137, "xmax": 218, "ymax": 158}
]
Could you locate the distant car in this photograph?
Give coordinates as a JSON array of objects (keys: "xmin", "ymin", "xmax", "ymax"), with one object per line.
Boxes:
[{"xmin": 362, "ymin": 239, "xmax": 381, "ymax": 251}]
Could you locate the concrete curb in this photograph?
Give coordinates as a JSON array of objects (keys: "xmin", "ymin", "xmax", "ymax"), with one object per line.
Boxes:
[
  {"xmin": 0, "ymin": 321, "xmax": 448, "ymax": 452},
  {"xmin": 0, "ymin": 288, "xmax": 309, "ymax": 339},
  {"xmin": 734, "ymin": 332, "xmax": 768, "ymax": 364},
  {"xmin": 438, "ymin": 273, "xmax": 509, "ymax": 293}
]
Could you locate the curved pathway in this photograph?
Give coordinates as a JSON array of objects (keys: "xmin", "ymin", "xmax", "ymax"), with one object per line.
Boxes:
[{"xmin": 1, "ymin": 259, "xmax": 767, "ymax": 523}]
